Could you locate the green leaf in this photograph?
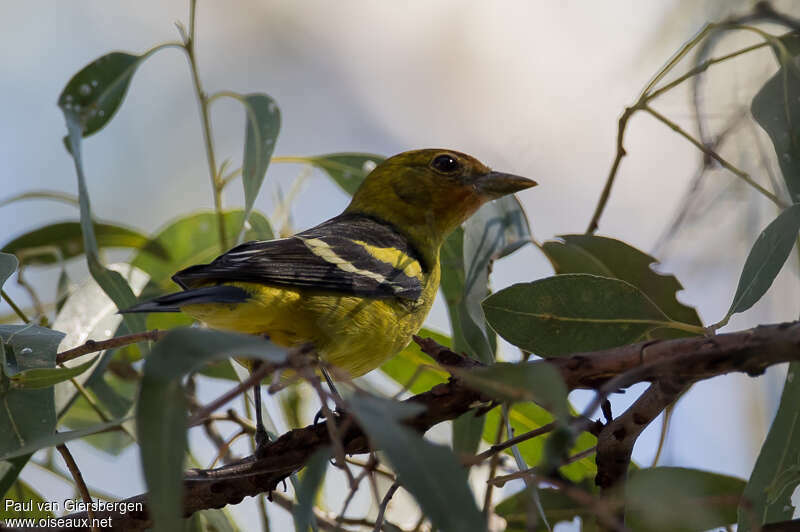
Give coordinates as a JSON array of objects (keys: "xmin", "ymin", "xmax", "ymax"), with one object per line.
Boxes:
[
  {"xmin": 60, "ymin": 374, "xmax": 135, "ymax": 455},
  {"xmin": 131, "ymin": 210, "xmax": 273, "ymax": 290},
  {"xmin": 58, "ymin": 52, "xmax": 144, "ymax": 139},
  {"xmin": 51, "ymin": 263, "xmax": 149, "ymax": 418},
  {"xmin": 441, "ymin": 228, "xmax": 489, "ymax": 361},
  {"xmin": 484, "ymin": 403, "xmax": 597, "ymax": 483},
  {"xmin": 0, "ymin": 479, "xmax": 55, "ymax": 520},
  {"xmin": 752, "ymin": 38, "xmax": 800, "ymax": 202},
  {"xmin": 624, "ymin": 467, "xmax": 745, "ymax": 532},
  {"xmin": 541, "ymin": 235, "xmax": 701, "ymax": 332},
  {"xmin": 496, "ymin": 486, "xmax": 593, "ymax": 531},
  {"xmin": 293, "ymin": 447, "xmax": 329, "ymax": 532},
  {"xmin": 2, "ymin": 221, "xmax": 167, "ymax": 267},
  {"xmin": 483, "ymin": 274, "xmax": 680, "ymax": 357},
  {"xmin": 725, "ymin": 204, "xmax": 800, "ymax": 321},
  {"xmin": 0, "ymin": 417, "xmax": 129, "ymax": 461},
  {"xmin": 0, "ymin": 252, "xmax": 17, "ymax": 288},
  {"xmin": 447, "ymin": 196, "xmax": 532, "ymax": 364},
  {"xmin": 0, "ymin": 325, "xmax": 62, "ymax": 471},
  {"xmin": 10, "ymin": 356, "xmax": 97, "ymax": 389},
  {"xmin": 348, "ymin": 394, "xmax": 485, "ymax": 532},
  {"xmin": 0, "ymin": 456, "xmax": 29, "ymax": 499},
  {"xmin": 379, "ymin": 328, "xmax": 450, "ymax": 396},
  {"xmin": 137, "ymin": 328, "xmax": 287, "ymax": 532},
  {"xmin": 455, "ymin": 362, "xmax": 569, "ymax": 419},
  {"xmin": 62, "ymin": 112, "xmax": 144, "ymax": 334},
  {"xmin": 239, "ymin": 94, "xmax": 280, "ymax": 240},
  {"xmin": 304, "ymin": 153, "xmax": 385, "ymax": 195},
  {"xmin": 738, "ymin": 362, "xmax": 800, "ymax": 531},
  {"xmin": 184, "ymin": 509, "xmax": 240, "ymax": 532}
]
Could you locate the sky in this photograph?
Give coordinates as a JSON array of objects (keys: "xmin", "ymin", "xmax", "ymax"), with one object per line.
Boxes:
[{"xmin": 1, "ymin": 0, "xmax": 798, "ymax": 529}]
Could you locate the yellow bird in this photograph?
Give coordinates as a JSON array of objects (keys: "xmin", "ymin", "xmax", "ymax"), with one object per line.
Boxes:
[{"xmin": 123, "ymin": 149, "xmax": 536, "ymax": 447}]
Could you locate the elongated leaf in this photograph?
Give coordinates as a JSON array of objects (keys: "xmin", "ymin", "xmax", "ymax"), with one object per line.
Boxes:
[
  {"xmin": 0, "ymin": 479, "xmax": 54, "ymax": 520},
  {"xmin": 752, "ymin": 38, "xmax": 800, "ymax": 202},
  {"xmin": 10, "ymin": 356, "xmax": 96, "ymax": 390},
  {"xmin": 62, "ymin": 112, "xmax": 144, "ymax": 334},
  {"xmin": 738, "ymin": 362, "xmax": 800, "ymax": 531},
  {"xmin": 293, "ymin": 447, "xmax": 329, "ymax": 532},
  {"xmin": 442, "ymin": 202, "xmax": 531, "ymax": 456},
  {"xmin": 240, "ymin": 94, "xmax": 280, "ymax": 240},
  {"xmin": 449, "ymin": 196, "xmax": 532, "ymax": 364},
  {"xmin": 137, "ymin": 328, "xmax": 286, "ymax": 532},
  {"xmin": 725, "ymin": 204, "xmax": 800, "ymax": 320},
  {"xmin": 483, "ymin": 274, "xmax": 678, "ymax": 357},
  {"xmin": 624, "ymin": 467, "xmax": 745, "ymax": 532},
  {"xmin": 0, "ymin": 253, "xmax": 17, "ymax": 288},
  {"xmin": 0, "ymin": 190, "xmax": 79, "ymax": 209},
  {"xmin": 305, "ymin": 153, "xmax": 385, "ymax": 195},
  {"xmin": 131, "ymin": 210, "xmax": 273, "ymax": 290},
  {"xmin": 456, "ymin": 362, "xmax": 568, "ymax": 419},
  {"xmin": 541, "ymin": 235, "xmax": 701, "ymax": 330},
  {"xmin": 58, "ymin": 52, "xmax": 144, "ymax": 138},
  {"xmin": 0, "ymin": 325, "xmax": 64, "ymax": 456},
  {"xmin": 3, "ymin": 221, "xmax": 167, "ymax": 266},
  {"xmin": 0, "ymin": 456, "xmax": 29, "ymax": 499},
  {"xmin": 441, "ymin": 228, "xmax": 493, "ymax": 363},
  {"xmin": 349, "ymin": 394, "xmax": 485, "ymax": 532},
  {"xmin": 0, "ymin": 417, "xmax": 129, "ymax": 461}
]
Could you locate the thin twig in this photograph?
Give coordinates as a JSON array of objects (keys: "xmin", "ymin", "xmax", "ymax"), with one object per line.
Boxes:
[
  {"xmin": 309, "ymin": 377, "xmax": 356, "ymax": 488},
  {"xmin": 209, "ymin": 429, "xmax": 247, "ymax": 469},
  {"xmin": 183, "ymin": 0, "xmax": 227, "ymax": 250},
  {"xmin": 643, "ymin": 104, "xmax": 785, "ymax": 207},
  {"xmin": 335, "ymin": 454, "xmax": 377, "ymax": 527},
  {"xmin": 344, "ymin": 457, "xmax": 395, "ymax": 480},
  {"xmin": 56, "ymin": 329, "xmax": 167, "ymax": 364},
  {"xmin": 466, "ymin": 422, "xmax": 556, "ymax": 466},
  {"xmin": 187, "ymin": 361, "xmax": 276, "ymax": 427},
  {"xmin": 482, "ymin": 418, "xmax": 505, "ymax": 520},
  {"xmin": 0, "ymin": 288, "xmax": 30, "ymax": 323},
  {"xmin": 56, "ymin": 442, "xmax": 98, "ymax": 532},
  {"xmin": 373, "ymin": 483, "xmax": 400, "ymax": 532}
]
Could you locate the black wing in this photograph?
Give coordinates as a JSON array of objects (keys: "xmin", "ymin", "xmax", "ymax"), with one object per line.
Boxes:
[{"xmin": 172, "ymin": 214, "xmax": 427, "ymax": 300}]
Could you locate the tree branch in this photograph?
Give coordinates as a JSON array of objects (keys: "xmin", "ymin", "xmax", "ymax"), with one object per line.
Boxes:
[{"xmin": 57, "ymin": 320, "xmax": 800, "ymax": 530}]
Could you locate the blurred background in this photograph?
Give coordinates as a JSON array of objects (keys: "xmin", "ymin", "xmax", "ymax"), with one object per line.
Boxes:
[{"xmin": 2, "ymin": 0, "xmax": 798, "ymax": 529}]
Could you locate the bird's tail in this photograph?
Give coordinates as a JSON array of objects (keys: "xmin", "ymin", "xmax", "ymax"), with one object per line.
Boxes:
[{"xmin": 120, "ymin": 285, "xmax": 249, "ymax": 313}]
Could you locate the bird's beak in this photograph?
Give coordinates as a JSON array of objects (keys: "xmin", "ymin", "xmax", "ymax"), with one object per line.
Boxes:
[{"xmin": 475, "ymin": 171, "xmax": 538, "ymax": 198}]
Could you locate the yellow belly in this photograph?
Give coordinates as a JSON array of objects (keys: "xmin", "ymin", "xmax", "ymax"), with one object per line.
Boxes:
[{"xmin": 182, "ymin": 277, "xmax": 437, "ymax": 379}]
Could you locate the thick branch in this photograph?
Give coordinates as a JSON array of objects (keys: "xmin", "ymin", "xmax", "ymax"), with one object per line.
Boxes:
[
  {"xmin": 594, "ymin": 380, "xmax": 688, "ymax": 492},
  {"xmin": 58, "ymin": 321, "xmax": 800, "ymax": 530}
]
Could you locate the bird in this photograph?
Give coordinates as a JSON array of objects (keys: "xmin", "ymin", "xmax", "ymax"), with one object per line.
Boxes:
[{"xmin": 121, "ymin": 148, "xmax": 536, "ymax": 450}]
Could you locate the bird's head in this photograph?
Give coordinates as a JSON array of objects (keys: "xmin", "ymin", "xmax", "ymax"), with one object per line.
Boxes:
[{"xmin": 346, "ymin": 149, "xmax": 537, "ymax": 246}]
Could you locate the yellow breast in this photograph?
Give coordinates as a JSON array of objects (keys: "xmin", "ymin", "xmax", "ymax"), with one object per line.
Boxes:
[{"xmin": 182, "ymin": 263, "xmax": 440, "ymax": 379}]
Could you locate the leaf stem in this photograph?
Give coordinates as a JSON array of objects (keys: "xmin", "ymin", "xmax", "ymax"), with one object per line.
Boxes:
[
  {"xmin": 648, "ymin": 41, "xmax": 769, "ymax": 101},
  {"xmin": 643, "ymin": 105, "xmax": 786, "ymax": 207},
  {"xmin": 586, "ymin": 23, "xmax": 778, "ymax": 233},
  {"xmin": 183, "ymin": 0, "xmax": 227, "ymax": 250}
]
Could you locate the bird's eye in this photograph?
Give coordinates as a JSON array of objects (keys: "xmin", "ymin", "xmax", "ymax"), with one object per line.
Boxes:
[{"xmin": 430, "ymin": 154, "xmax": 461, "ymax": 174}]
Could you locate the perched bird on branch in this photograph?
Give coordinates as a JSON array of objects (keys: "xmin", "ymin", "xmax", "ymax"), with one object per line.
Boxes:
[{"xmin": 122, "ymin": 148, "xmax": 536, "ymax": 449}]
